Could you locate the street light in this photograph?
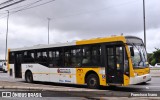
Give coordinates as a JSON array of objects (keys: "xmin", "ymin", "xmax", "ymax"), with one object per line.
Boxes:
[
  {"xmin": 5, "ymin": 10, "xmax": 9, "ymax": 61},
  {"xmin": 47, "ymin": 18, "xmax": 51, "ymax": 44},
  {"xmin": 143, "ymin": 0, "xmax": 146, "ymax": 49}
]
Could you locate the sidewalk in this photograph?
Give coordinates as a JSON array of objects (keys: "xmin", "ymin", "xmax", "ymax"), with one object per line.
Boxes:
[{"xmin": 150, "ymin": 69, "xmax": 160, "ymax": 77}]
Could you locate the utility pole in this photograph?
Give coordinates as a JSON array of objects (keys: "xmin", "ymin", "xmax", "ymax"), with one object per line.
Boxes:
[
  {"xmin": 47, "ymin": 18, "xmax": 51, "ymax": 44},
  {"xmin": 143, "ymin": 0, "xmax": 146, "ymax": 49},
  {"xmin": 5, "ymin": 10, "xmax": 9, "ymax": 61}
]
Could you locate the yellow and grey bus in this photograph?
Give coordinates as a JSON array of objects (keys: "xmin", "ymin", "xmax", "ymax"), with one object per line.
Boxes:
[{"xmin": 7, "ymin": 35, "xmax": 151, "ymax": 88}]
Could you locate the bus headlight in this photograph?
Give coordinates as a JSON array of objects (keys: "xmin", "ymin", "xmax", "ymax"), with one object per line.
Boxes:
[{"xmin": 134, "ymin": 73, "xmax": 138, "ymax": 76}]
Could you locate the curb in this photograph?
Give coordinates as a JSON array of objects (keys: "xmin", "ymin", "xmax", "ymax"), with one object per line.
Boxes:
[
  {"xmin": 151, "ymin": 76, "xmax": 160, "ymax": 77},
  {"xmin": 151, "ymin": 75, "xmax": 160, "ymax": 77},
  {"xmin": 0, "ymin": 85, "xmax": 105, "ymax": 92}
]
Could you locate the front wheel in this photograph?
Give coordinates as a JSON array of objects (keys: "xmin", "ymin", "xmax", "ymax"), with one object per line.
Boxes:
[
  {"xmin": 86, "ymin": 74, "xmax": 100, "ymax": 89},
  {"xmin": 25, "ymin": 71, "xmax": 33, "ymax": 83}
]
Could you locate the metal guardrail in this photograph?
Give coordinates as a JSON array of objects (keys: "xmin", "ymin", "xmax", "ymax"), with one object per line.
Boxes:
[{"xmin": 150, "ymin": 67, "xmax": 160, "ymax": 70}]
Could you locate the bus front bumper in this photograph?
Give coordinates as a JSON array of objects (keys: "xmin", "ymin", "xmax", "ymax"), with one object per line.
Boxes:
[{"xmin": 129, "ymin": 74, "xmax": 151, "ymax": 85}]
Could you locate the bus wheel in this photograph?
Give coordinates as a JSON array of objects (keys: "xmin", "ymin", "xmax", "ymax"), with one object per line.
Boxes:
[
  {"xmin": 86, "ymin": 74, "xmax": 100, "ymax": 89},
  {"xmin": 25, "ymin": 71, "xmax": 33, "ymax": 83}
]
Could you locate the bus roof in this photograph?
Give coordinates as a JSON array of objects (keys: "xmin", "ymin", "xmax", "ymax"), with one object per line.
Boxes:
[{"xmin": 10, "ymin": 35, "xmax": 128, "ymax": 52}]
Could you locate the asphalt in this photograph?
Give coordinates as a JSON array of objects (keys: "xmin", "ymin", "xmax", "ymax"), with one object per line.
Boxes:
[{"xmin": 0, "ymin": 69, "xmax": 160, "ymax": 99}]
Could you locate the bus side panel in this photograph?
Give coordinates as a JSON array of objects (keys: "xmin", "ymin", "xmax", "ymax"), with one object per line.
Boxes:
[
  {"xmin": 22, "ymin": 64, "xmax": 50, "ymax": 81},
  {"xmin": 98, "ymin": 68, "xmax": 107, "ymax": 86},
  {"xmin": 50, "ymin": 68, "xmax": 77, "ymax": 83},
  {"xmin": 76, "ymin": 68, "xmax": 107, "ymax": 86},
  {"xmin": 123, "ymin": 75, "xmax": 130, "ymax": 86},
  {"xmin": 49, "ymin": 68, "xmax": 62, "ymax": 83}
]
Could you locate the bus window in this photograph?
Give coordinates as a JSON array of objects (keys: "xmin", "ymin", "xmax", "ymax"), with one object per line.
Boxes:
[
  {"xmin": 116, "ymin": 47, "xmax": 123, "ymax": 71},
  {"xmin": 107, "ymin": 47, "xmax": 114, "ymax": 69},
  {"xmin": 64, "ymin": 49, "xmax": 71, "ymax": 66},
  {"xmin": 36, "ymin": 50, "xmax": 48, "ymax": 66},
  {"xmin": 92, "ymin": 46, "xmax": 101, "ymax": 66},
  {"xmin": 71, "ymin": 48, "xmax": 82, "ymax": 67},
  {"xmin": 82, "ymin": 45, "xmax": 101, "ymax": 66},
  {"xmin": 82, "ymin": 46, "xmax": 91, "ymax": 66},
  {"xmin": 23, "ymin": 51, "xmax": 35, "ymax": 63},
  {"xmin": 48, "ymin": 49, "xmax": 63, "ymax": 67},
  {"xmin": 48, "ymin": 51, "xmax": 52, "ymax": 59}
]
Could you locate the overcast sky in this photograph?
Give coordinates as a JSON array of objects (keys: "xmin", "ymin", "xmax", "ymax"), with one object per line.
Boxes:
[{"xmin": 0, "ymin": 0, "xmax": 160, "ymax": 59}]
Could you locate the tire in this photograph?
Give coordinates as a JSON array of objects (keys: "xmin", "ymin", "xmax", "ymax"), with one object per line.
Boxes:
[
  {"xmin": 25, "ymin": 71, "xmax": 33, "ymax": 83},
  {"xmin": 86, "ymin": 74, "xmax": 100, "ymax": 89},
  {"xmin": 3, "ymin": 70, "xmax": 7, "ymax": 73}
]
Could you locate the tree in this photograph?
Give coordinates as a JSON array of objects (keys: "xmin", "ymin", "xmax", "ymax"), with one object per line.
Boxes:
[{"xmin": 149, "ymin": 48, "xmax": 160, "ymax": 66}]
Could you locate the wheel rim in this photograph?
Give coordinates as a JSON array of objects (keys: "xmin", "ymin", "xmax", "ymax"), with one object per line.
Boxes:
[{"xmin": 89, "ymin": 78, "xmax": 97, "ymax": 87}]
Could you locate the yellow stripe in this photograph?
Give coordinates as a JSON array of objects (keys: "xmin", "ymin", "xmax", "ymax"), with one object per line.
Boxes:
[
  {"xmin": 76, "ymin": 36, "xmax": 126, "ymax": 45},
  {"xmin": 31, "ymin": 72, "xmax": 75, "ymax": 75}
]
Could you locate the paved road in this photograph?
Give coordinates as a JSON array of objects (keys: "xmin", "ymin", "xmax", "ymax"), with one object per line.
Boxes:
[
  {"xmin": 0, "ymin": 71, "xmax": 160, "ymax": 99},
  {"xmin": 0, "ymin": 89, "xmax": 88, "ymax": 100},
  {"xmin": 0, "ymin": 71, "xmax": 160, "ymax": 91}
]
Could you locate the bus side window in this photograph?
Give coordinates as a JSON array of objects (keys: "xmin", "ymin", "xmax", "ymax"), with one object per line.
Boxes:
[
  {"xmin": 71, "ymin": 48, "xmax": 81, "ymax": 67},
  {"xmin": 42, "ymin": 52, "xmax": 47, "ymax": 62},
  {"xmin": 48, "ymin": 51, "xmax": 54, "ymax": 68},
  {"xmin": 64, "ymin": 49, "xmax": 71, "ymax": 67},
  {"xmin": 37, "ymin": 52, "xmax": 42, "ymax": 62},
  {"xmin": 82, "ymin": 46, "xmax": 91, "ymax": 66},
  {"xmin": 82, "ymin": 45, "xmax": 101, "ymax": 66},
  {"xmin": 92, "ymin": 46, "xmax": 101, "ymax": 66}
]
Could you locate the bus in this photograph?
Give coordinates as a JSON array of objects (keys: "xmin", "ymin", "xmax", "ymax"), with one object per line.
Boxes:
[{"xmin": 7, "ymin": 35, "xmax": 151, "ymax": 89}]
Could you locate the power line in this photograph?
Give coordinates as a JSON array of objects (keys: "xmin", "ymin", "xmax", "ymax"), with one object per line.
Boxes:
[
  {"xmin": 7, "ymin": 0, "xmax": 43, "ymax": 11},
  {"xmin": 13, "ymin": 0, "xmax": 55, "ymax": 13},
  {"xmin": 0, "ymin": 0, "xmax": 44, "ymax": 16},
  {"xmin": 0, "ymin": 0, "xmax": 26, "ymax": 10},
  {"xmin": 0, "ymin": 0, "xmax": 14, "ymax": 6},
  {"xmin": 0, "ymin": 0, "xmax": 55, "ymax": 19},
  {"xmin": 0, "ymin": 0, "xmax": 139, "ymax": 21}
]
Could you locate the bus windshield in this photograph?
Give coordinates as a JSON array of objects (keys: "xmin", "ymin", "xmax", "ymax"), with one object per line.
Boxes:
[
  {"xmin": 129, "ymin": 44, "xmax": 147, "ymax": 68},
  {"xmin": 125, "ymin": 36, "xmax": 148, "ymax": 69}
]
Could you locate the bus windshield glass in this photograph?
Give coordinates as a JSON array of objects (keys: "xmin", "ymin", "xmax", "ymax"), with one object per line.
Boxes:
[{"xmin": 125, "ymin": 36, "xmax": 148, "ymax": 69}]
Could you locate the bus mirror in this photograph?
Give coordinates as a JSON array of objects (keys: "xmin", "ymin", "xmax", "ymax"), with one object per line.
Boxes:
[
  {"xmin": 130, "ymin": 47, "xmax": 134, "ymax": 57},
  {"xmin": 4, "ymin": 63, "xmax": 6, "ymax": 66}
]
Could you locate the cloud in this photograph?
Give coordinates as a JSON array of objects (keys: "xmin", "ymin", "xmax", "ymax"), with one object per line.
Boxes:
[{"xmin": 0, "ymin": 0, "xmax": 160, "ymax": 59}]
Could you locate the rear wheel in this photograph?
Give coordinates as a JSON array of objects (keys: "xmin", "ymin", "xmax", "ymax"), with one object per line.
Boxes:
[
  {"xmin": 86, "ymin": 74, "xmax": 100, "ymax": 89},
  {"xmin": 25, "ymin": 71, "xmax": 33, "ymax": 83}
]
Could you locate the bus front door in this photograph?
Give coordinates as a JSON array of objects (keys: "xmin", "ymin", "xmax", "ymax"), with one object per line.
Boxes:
[{"xmin": 106, "ymin": 46, "xmax": 124, "ymax": 85}]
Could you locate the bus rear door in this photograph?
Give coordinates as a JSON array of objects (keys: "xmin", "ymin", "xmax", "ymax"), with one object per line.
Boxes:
[{"xmin": 14, "ymin": 53, "xmax": 22, "ymax": 78}]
